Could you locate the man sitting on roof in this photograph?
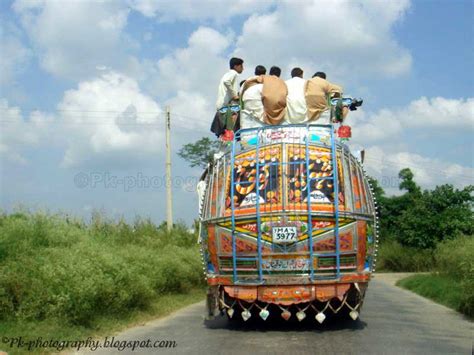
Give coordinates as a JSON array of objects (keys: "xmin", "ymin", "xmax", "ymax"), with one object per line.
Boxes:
[
  {"xmin": 215, "ymin": 57, "xmax": 244, "ymax": 110},
  {"xmin": 261, "ymin": 72, "xmax": 287, "ymax": 125},
  {"xmin": 269, "ymin": 66, "xmax": 282, "ymax": 78},
  {"xmin": 240, "ymin": 65, "xmax": 266, "ymax": 130},
  {"xmin": 240, "ymin": 70, "xmax": 288, "ymax": 128},
  {"xmin": 285, "ymin": 67, "xmax": 307, "ymax": 124},
  {"xmin": 305, "ymin": 72, "xmax": 346, "ymax": 124},
  {"xmin": 211, "ymin": 57, "xmax": 244, "ymax": 139}
]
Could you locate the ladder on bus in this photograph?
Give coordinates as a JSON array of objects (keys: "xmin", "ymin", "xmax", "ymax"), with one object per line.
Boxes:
[
  {"xmin": 229, "ymin": 124, "xmax": 341, "ymax": 284},
  {"xmin": 309, "ymin": 125, "xmax": 341, "ymax": 281}
]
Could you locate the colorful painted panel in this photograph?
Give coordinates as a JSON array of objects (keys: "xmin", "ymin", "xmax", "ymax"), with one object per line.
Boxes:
[
  {"xmin": 225, "ymin": 144, "xmax": 283, "ymax": 211},
  {"xmin": 364, "ymin": 223, "xmax": 375, "ymax": 272},
  {"xmin": 313, "ymin": 230, "xmax": 354, "ymax": 252},
  {"xmin": 342, "ymin": 150, "xmax": 354, "ymax": 212},
  {"xmin": 215, "ymin": 225, "xmax": 272, "ymax": 254},
  {"xmin": 218, "ymin": 217, "xmax": 354, "ymax": 244},
  {"xmin": 286, "ymin": 144, "xmax": 345, "ymax": 206},
  {"xmin": 207, "ymin": 225, "xmax": 219, "ymax": 272},
  {"xmin": 351, "ymin": 158, "xmax": 363, "ymax": 211},
  {"xmin": 204, "ymin": 156, "xmax": 228, "ymax": 220}
]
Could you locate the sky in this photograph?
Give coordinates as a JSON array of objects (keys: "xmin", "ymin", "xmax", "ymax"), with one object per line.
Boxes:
[{"xmin": 1, "ymin": 0, "xmax": 473, "ymax": 225}]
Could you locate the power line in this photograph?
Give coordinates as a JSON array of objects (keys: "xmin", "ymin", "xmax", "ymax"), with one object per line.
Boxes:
[
  {"xmin": 0, "ymin": 120, "xmax": 163, "ymax": 126},
  {"xmin": 0, "ymin": 109, "xmax": 472, "ymax": 181},
  {"xmin": 0, "ymin": 108, "xmax": 209, "ymax": 119},
  {"xmin": 0, "ymin": 108, "xmax": 162, "ymax": 114},
  {"xmin": 0, "ymin": 110, "xmax": 210, "ymax": 125}
]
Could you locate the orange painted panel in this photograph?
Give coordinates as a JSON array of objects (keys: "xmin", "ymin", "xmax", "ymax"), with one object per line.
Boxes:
[
  {"xmin": 223, "ymin": 284, "xmax": 352, "ymax": 305},
  {"xmin": 224, "ymin": 286, "xmax": 258, "ymax": 302},
  {"xmin": 259, "ymin": 285, "xmax": 314, "ymax": 305},
  {"xmin": 357, "ymin": 221, "xmax": 367, "ymax": 271},
  {"xmin": 207, "ymin": 225, "xmax": 219, "ymax": 272}
]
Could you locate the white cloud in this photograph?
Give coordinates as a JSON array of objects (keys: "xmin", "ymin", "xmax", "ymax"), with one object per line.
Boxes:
[
  {"xmin": 165, "ymin": 91, "xmax": 212, "ymax": 131},
  {"xmin": 56, "ymin": 71, "xmax": 163, "ymax": 167},
  {"xmin": 350, "ymin": 97, "xmax": 474, "ymax": 145},
  {"xmin": 0, "ymin": 99, "xmax": 52, "ymax": 164},
  {"xmin": 13, "ymin": 0, "xmax": 132, "ymax": 80},
  {"xmin": 128, "ymin": 0, "xmax": 275, "ymax": 21},
  {"xmin": 362, "ymin": 146, "xmax": 474, "ymax": 195},
  {"xmin": 0, "ymin": 22, "xmax": 31, "ymax": 86},
  {"xmin": 347, "ymin": 96, "xmax": 474, "ymax": 193},
  {"xmin": 152, "ymin": 26, "xmax": 232, "ymax": 98},
  {"xmin": 234, "ymin": 0, "xmax": 412, "ymax": 79},
  {"xmin": 402, "ymin": 97, "xmax": 474, "ymax": 128},
  {"xmin": 145, "ymin": 26, "xmax": 233, "ymax": 133}
]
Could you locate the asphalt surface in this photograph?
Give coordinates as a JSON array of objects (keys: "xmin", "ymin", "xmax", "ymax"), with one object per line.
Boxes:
[{"xmin": 78, "ymin": 273, "xmax": 473, "ymax": 355}]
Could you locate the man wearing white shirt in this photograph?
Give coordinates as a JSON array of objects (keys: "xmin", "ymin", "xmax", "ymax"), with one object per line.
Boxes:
[
  {"xmin": 210, "ymin": 57, "xmax": 244, "ymax": 139},
  {"xmin": 285, "ymin": 67, "xmax": 307, "ymax": 124},
  {"xmin": 215, "ymin": 57, "xmax": 244, "ymax": 110},
  {"xmin": 240, "ymin": 65, "xmax": 266, "ymax": 130}
]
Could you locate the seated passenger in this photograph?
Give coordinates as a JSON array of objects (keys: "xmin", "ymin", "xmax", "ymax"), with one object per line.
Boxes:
[
  {"xmin": 269, "ymin": 66, "xmax": 281, "ymax": 78},
  {"xmin": 211, "ymin": 57, "xmax": 244, "ymax": 139},
  {"xmin": 261, "ymin": 73, "xmax": 287, "ymax": 125},
  {"xmin": 285, "ymin": 67, "xmax": 307, "ymax": 124},
  {"xmin": 240, "ymin": 67, "xmax": 288, "ymax": 128},
  {"xmin": 304, "ymin": 72, "xmax": 343, "ymax": 124},
  {"xmin": 254, "ymin": 64, "xmax": 267, "ymax": 76},
  {"xmin": 215, "ymin": 57, "xmax": 244, "ymax": 110},
  {"xmin": 240, "ymin": 66, "xmax": 266, "ymax": 130}
]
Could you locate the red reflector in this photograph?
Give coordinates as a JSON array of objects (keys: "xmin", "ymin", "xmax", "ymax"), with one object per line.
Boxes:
[{"xmin": 338, "ymin": 125, "xmax": 352, "ymax": 138}]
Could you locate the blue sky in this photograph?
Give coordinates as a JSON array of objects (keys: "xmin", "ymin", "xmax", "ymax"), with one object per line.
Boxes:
[{"xmin": 1, "ymin": 0, "xmax": 473, "ymax": 225}]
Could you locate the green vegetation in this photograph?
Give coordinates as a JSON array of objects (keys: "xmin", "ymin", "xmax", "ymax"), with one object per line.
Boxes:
[
  {"xmin": 397, "ymin": 274, "xmax": 463, "ymax": 312},
  {"xmin": 371, "ymin": 168, "xmax": 473, "ymax": 317},
  {"xmin": 435, "ymin": 235, "xmax": 474, "ymax": 317},
  {"xmin": 377, "ymin": 240, "xmax": 435, "ymax": 272},
  {"xmin": 397, "ymin": 236, "xmax": 473, "ymax": 318},
  {"xmin": 0, "ymin": 211, "xmax": 205, "ymax": 349},
  {"xmin": 373, "ymin": 168, "xmax": 472, "ymax": 272},
  {"xmin": 178, "ymin": 137, "xmax": 221, "ymax": 169},
  {"xmin": 372, "ymin": 168, "xmax": 473, "ymax": 249}
]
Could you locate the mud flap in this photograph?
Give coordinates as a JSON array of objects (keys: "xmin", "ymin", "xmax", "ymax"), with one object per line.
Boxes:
[{"xmin": 205, "ymin": 286, "xmax": 220, "ymax": 320}]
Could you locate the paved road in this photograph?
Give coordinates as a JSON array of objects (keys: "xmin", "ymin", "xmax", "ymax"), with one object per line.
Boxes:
[{"xmin": 80, "ymin": 274, "xmax": 473, "ymax": 355}]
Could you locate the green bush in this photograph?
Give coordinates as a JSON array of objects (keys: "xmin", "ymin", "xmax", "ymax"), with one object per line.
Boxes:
[
  {"xmin": 397, "ymin": 274, "xmax": 463, "ymax": 312},
  {"xmin": 370, "ymin": 170, "xmax": 473, "ymax": 250},
  {"xmin": 376, "ymin": 239, "xmax": 435, "ymax": 272},
  {"xmin": 435, "ymin": 235, "xmax": 474, "ymax": 317},
  {"xmin": 0, "ymin": 211, "xmax": 204, "ymax": 326}
]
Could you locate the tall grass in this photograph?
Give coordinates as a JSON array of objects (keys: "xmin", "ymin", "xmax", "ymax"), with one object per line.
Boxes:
[
  {"xmin": 392, "ymin": 235, "xmax": 474, "ymax": 318},
  {"xmin": 397, "ymin": 274, "xmax": 463, "ymax": 311},
  {"xmin": 435, "ymin": 235, "xmax": 474, "ymax": 317},
  {"xmin": 0, "ymin": 211, "xmax": 204, "ymax": 327},
  {"xmin": 376, "ymin": 239, "xmax": 435, "ymax": 272}
]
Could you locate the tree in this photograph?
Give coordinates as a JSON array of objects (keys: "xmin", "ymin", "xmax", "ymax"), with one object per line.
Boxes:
[
  {"xmin": 398, "ymin": 168, "xmax": 421, "ymax": 196},
  {"xmin": 369, "ymin": 169, "xmax": 473, "ymax": 249},
  {"xmin": 177, "ymin": 137, "xmax": 221, "ymax": 169},
  {"xmin": 397, "ymin": 184, "xmax": 473, "ymax": 249},
  {"xmin": 367, "ymin": 176, "xmax": 385, "ymax": 203}
]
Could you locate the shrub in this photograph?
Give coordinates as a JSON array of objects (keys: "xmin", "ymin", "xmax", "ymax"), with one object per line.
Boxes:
[
  {"xmin": 436, "ymin": 235, "xmax": 474, "ymax": 317},
  {"xmin": 376, "ymin": 239, "xmax": 435, "ymax": 272},
  {"xmin": 397, "ymin": 274, "xmax": 463, "ymax": 312},
  {"xmin": 0, "ymin": 211, "xmax": 204, "ymax": 326}
]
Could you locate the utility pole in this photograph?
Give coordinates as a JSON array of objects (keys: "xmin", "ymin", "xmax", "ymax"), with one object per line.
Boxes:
[{"xmin": 165, "ymin": 106, "xmax": 173, "ymax": 232}]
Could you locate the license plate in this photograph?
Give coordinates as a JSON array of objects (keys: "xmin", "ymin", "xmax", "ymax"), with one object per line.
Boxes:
[
  {"xmin": 272, "ymin": 226, "xmax": 298, "ymax": 244},
  {"xmin": 262, "ymin": 258, "xmax": 309, "ymax": 271}
]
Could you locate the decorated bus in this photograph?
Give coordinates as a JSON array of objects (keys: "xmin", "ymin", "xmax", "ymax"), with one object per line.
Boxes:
[{"xmin": 198, "ymin": 114, "xmax": 378, "ymax": 323}]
